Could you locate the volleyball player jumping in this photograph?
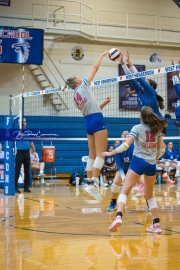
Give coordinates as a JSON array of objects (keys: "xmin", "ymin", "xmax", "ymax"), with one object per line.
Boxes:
[
  {"xmin": 101, "ymin": 106, "xmax": 167, "ymax": 233},
  {"xmin": 65, "ymin": 51, "xmax": 109, "ymax": 201},
  {"xmin": 119, "ymin": 50, "xmax": 164, "ymax": 122}
]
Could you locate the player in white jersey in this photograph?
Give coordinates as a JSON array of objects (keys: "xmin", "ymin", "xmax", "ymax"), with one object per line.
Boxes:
[
  {"xmin": 101, "ymin": 106, "xmax": 167, "ymax": 233},
  {"xmin": 65, "ymin": 51, "xmax": 109, "ymax": 201}
]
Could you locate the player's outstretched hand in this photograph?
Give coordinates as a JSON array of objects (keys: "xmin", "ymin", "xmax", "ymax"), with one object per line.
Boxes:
[
  {"xmin": 119, "ymin": 52, "xmax": 124, "ymax": 65},
  {"xmin": 101, "ymin": 151, "xmax": 112, "ymax": 157},
  {"xmin": 123, "ymin": 50, "xmax": 130, "ymax": 63},
  {"xmin": 102, "ymin": 51, "xmax": 109, "ymax": 57},
  {"xmin": 104, "ymin": 97, "xmax": 111, "ymax": 105}
]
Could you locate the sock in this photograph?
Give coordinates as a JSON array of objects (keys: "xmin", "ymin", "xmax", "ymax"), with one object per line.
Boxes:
[
  {"xmin": 116, "ymin": 211, "xmax": 123, "ymax": 218},
  {"xmin": 86, "ymin": 178, "xmax": 92, "ymax": 183},
  {"xmin": 40, "ymin": 170, "xmax": 43, "ymax": 174},
  {"xmin": 112, "ymin": 199, "xmax": 117, "ymax": 204},
  {"xmin": 92, "ymin": 177, "xmax": 99, "ymax": 188},
  {"xmin": 153, "ymin": 217, "xmax": 160, "ymax": 224},
  {"xmin": 41, "ymin": 179, "xmax": 45, "ymax": 184}
]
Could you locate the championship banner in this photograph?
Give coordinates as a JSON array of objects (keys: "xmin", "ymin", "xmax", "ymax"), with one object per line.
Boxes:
[
  {"xmin": 167, "ymin": 72, "xmax": 177, "ymax": 112},
  {"xmin": 119, "ymin": 64, "xmax": 145, "ymax": 111},
  {"xmin": 0, "ymin": 0, "xmax": 10, "ymax": 6},
  {"xmin": 0, "ymin": 26, "xmax": 44, "ymax": 64}
]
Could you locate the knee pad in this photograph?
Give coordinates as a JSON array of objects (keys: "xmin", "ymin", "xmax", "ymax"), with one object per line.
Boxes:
[
  {"xmin": 147, "ymin": 198, "xmax": 157, "ymax": 210},
  {"xmin": 117, "ymin": 193, "xmax": 127, "ymax": 204},
  {"xmin": 111, "ymin": 183, "xmax": 120, "ymax": 194},
  {"xmin": 86, "ymin": 158, "xmax": 94, "ymax": 171},
  {"xmin": 93, "ymin": 156, "xmax": 104, "ymax": 170}
]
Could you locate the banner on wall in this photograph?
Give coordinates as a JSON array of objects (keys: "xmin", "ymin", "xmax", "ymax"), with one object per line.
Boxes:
[
  {"xmin": 119, "ymin": 64, "xmax": 145, "ymax": 111},
  {"xmin": 0, "ymin": 0, "xmax": 10, "ymax": 6},
  {"xmin": 167, "ymin": 72, "xmax": 177, "ymax": 112},
  {"xmin": 0, "ymin": 26, "xmax": 44, "ymax": 64}
]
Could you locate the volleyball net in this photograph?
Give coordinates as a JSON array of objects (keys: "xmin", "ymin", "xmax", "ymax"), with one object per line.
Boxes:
[{"xmin": 9, "ymin": 63, "xmax": 180, "ymax": 144}]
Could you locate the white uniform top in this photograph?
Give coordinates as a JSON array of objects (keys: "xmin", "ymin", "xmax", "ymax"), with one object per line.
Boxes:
[
  {"xmin": 73, "ymin": 78, "xmax": 101, "ymax": 116},
  {"xmin": 129, "ymin": 123, "xmax": 162, "ymax": 165},
  {"xmin": 30, "ymin": 152, "xmax": 39, "ymax": 162},
  {"xmin": 0, "ymin": 151, "xmax": 4, "ymax": 158}
]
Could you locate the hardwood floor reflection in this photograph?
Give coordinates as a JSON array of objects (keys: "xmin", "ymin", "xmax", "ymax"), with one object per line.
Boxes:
[{"xmin": 0, "ymin": 183, "xmax": 180, "ymax": 269}]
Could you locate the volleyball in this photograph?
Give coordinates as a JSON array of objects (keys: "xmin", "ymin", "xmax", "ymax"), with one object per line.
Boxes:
[{"xmin": 108, "ymin": 48, "xmax": 120, "ymax": 62}]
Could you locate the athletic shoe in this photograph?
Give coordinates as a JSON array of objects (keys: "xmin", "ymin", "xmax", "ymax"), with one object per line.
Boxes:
[
  {"xmin": 24, "ymin": 188, "xmax": 31, "ymax": 193},
  {"xmin": 15, "ymin": 188, "xmax": 21, "ymax": 194},
  {"xmin": 166, "ymin": 178, "xmax": 175, "ymax": 184},
  {"xmin": 84, "ymin": 185, "xmax": 103, "ymax": 201},
  {"xmin": 40, "ymin": 182, "xmax": 50, "ymax": 187},
  {"xmin": 135, "ymin": 192, "xmax": 145, "ymax": 198},
  {"xmin": 38, "ymin": 173, "xmax": 46, "ymax": 178},
  {"xmin": 162, "ymin": 172, "xmax": 168, "ymax": 179},
  {"xmin": 175, "ymin": 172, "xmax": 180, "ymax": 177},
  {"xmin": 146, "ymin": 224, "xmax": 162, "ymax": 233},
  {"xmin": 103, "ymin": 182, "xmax": 109, "ymax": 187},
  {"xmin": 133, "ymin": 183, "xmax": 144, "ymax": 191},
  {"xmin": 106, "ymin": 201, "xmax": 117, "ymax": 211},
  {"xmin": 109, "ymin": 216, "xmax": 122, "ymax": 232}
]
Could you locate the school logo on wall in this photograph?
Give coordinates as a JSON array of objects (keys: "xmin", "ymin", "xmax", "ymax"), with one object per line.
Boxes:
[
  {"xmin": 149, "ymin": 50, "xmax": 162, "ymax": 65},
  {"xmin": 71, "ymin": 46, "xmax": 84, "ymax": 61}
]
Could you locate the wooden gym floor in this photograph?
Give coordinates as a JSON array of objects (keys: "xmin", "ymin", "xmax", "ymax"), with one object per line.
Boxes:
[{"xmin": 0, "ymin": 182, "xmax": 180, "ymax": 270}]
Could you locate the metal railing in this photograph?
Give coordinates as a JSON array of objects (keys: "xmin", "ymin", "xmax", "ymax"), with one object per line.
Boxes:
[{"xmin": 0, "ymin": 0, "xmax": 180, "ymax": 44}]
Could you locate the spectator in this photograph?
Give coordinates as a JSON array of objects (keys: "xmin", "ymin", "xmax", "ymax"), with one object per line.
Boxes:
[
  {"xmin": 162, "ymin": 142, "xmax": 176, "ymax": 183},
  {"xmin": 15, "ymin": 118, "xmax": 31, "ymax": 193},
  {"xmin": 0, "ymin": 143, "xmax": 4, "ymax": 159},
  {"xmin": 156, "ymin": 143, "xmax": 166, "ymax": 171},
  {"xmin": 30, "ymin": 143, "xmax": 50, "ymax": 187},
  {"xmin": 114, "ymin": 140, "xmax": 120, "ymax": 147},
  {"xmin": 101, "ymin": 145, "xmax": 117, "ymax": 186}
]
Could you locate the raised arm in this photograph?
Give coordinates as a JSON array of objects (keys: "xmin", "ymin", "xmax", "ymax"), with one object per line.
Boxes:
[
  {"xmin": 87, "ymin": 51, "xmax": 109, "ymax": 83},
  {"xmin": 119, "ymin": 51, "xmax": 142, "ymax": 94},
  {"xmin": 124, "ymin": 50, "xmax": 155, "ymax": 96},
  {"xmin": 172, "ymin": 59, "xmax": 180, "ymax": 98}
]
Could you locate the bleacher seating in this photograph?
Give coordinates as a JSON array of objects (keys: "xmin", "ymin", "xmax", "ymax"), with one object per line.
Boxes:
[{"xmin": 0, "ymin": 115, "xmax": 179, "ymax": 177}]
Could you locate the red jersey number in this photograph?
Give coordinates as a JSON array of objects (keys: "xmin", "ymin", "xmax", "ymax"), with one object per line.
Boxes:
[{"xmin": 145, "ymin": 131, "xmax": 155, "ymax": 142}]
